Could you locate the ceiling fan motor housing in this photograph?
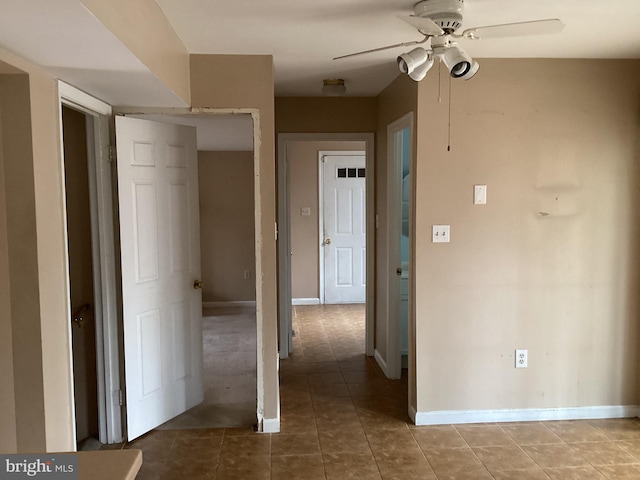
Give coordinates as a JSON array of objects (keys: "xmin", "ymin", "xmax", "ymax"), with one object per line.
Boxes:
[{"xmin": 414, "ymin": 0, "xmax": 464, "ymax": 34}]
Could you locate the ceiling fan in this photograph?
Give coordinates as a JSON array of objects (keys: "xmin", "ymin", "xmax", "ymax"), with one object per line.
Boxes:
[{"xmin": 334, "ymin": 0, "xmax": 565, "ymax": 81}]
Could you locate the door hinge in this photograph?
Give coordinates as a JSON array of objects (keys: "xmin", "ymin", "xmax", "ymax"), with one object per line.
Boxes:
[
  {"xmin": 118, "ymin": 390, "xmax": 124, "ymax": 407},
  {"xmin": 275, "ymin": 222, "xmax": 278, "ymax": 241},
  {"xmin": 108, "ymin": 145, "xmax": 115, "ymax": 163}
]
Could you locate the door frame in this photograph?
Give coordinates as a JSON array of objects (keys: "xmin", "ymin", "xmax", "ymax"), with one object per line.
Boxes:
[
  {"xmin": 116, "ymin": 106, "xmax": 274, "ymax": 433},
  {"xmin": 277, "ymin": 134, "xmax": 375, "ymax": 358},
  {"xmin": 381, "ymin": 112, "xmax": 414, "ymax": 380},
  {"xmin": 318, "ymin": 150, "xmax": 366, "ymax": 305},
  {"xmin": 58, "ymin": 81, "xmax": 122, "ymax": 444}
]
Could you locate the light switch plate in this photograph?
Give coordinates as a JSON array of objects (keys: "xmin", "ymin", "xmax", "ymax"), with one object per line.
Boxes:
[
  {"xmin": 432, "ymin": 225, "xmax": 450, "ymax": 243},
  {"xmin": 300, "ymin": 207, "xmax": 311, "ymax": 216},
  {"xmin": 474, "ymin": 185, "xmax": 487, "ymax": 205}
]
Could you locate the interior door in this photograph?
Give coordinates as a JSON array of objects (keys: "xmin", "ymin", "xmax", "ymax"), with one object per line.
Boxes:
[
  {"xmin": 322, "ymin": 154, "xmax": 366, "ymax": 304},
  {"xmin": 115, "ymin": 116, "xmax": 204, "ymax": 440}
]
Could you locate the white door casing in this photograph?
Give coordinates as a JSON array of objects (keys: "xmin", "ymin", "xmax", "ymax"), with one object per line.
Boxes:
[
  {"xmin": 375, "ymin": 113, "xmax": 413, "ymax": 381},
  {"xmin": 115, "ymin": 116, "xmax": 204, "ymax": 440},
  {"xmin": 321, "ymin": 154, "xmax": 366, "ymax": 304}
]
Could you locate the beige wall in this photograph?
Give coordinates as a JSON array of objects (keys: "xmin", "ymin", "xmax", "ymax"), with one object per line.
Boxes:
[
  {"xmin": 190, "ymin": 54, "xmax": 279, "ymax": 424},
  {"xmin": 0, "ymin": 72, "xmax": 47, "ymax": 452},
  {"xmin": 80, "ymin": 0, "xmax": 190, "ymax": 105},
  {"xmin": 198, "ymin": 151, "xmax": 256, "ymax": 303},
  {"xmin": 276, "ymin": 97, "xmax": 377, "ymax": 133},
  {"xmin": 0, "ymin": 50, "xmax": 75, "ymax": 452},
  {"xmin": 288, "ymin": 141, "xmax": 366, "ymax": 299},
  {"xmin": 414, "ymin": 59, "xmax": 640, "ymax": 414},
  {"xmin": 375, "ymin": 74, "xmax": 418, "ymax": 408},
  {"xmin": 0, "ymin": 78, "xmax": 17, "ymax": 453}
]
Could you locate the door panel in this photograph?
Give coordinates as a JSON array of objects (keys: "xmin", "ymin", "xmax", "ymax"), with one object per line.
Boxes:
[
  {"xmin": 323, "ymin": 155, "xmax": 366, "ymax": 304},
  {"xmin": 116, "ymin": 116, "xmax": 203, "ymax": 441}
]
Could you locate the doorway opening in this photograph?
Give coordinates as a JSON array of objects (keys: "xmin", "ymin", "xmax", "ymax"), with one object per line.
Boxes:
[
  {"xmin": 277, "ymin": 134, "xmax": 375, "ymax": 362},
  {"xmin": 131, "ymin": 113, "xmax": 258, "ymax": 430},
  {"xmin": 58, "ymin": 81, "xmax": 269, "ymax": 446},
  {"xmin": 62, "ymin": 105, "xmax": 100, "ymax": 450},
  {"xmin": 382, "ymin": 112, "xmax": 413, "ymax": 382}
]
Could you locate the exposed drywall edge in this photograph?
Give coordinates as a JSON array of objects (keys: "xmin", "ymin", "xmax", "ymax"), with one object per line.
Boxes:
[
  {"xmin": 414, "ymin": 406, "xmax": 640, "ymax": 425},
  {"xmin": 202, "ymin": 301, "xmax": 256, "ymax": 308},
  {"xmin": 292, "ymin": 298, "xmax": 320, "ymax": 306}
]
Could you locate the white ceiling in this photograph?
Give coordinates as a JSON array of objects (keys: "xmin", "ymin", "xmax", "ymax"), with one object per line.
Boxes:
[
  {"xmin": 157, "ymin": 0, "xmax": 640, "ymax": 96},
  {"xmin": 0, "ymin": 0, "xmax": 638, "ymax": 102},
  {"xmin": 132, "ymin": 114, "xmax": 254, "ymax": 151}
]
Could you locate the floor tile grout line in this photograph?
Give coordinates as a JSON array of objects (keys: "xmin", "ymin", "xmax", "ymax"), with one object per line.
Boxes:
[
  {"xmin": 450, "ymin": 424, "xmax": 499, "ymax": 479},
  {"xmin": 494, "ymin": 423, "xmax": 553, "ymax": 479}
]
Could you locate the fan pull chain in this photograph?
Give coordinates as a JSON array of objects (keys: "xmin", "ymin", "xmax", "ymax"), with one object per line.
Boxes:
[
  {"xmin": 437, "ymin": 61, "xmax": 442, "ymax": 103},
  {"xmin": 447, "ymin": 74, "xmax": 452, "ymax": 152}
]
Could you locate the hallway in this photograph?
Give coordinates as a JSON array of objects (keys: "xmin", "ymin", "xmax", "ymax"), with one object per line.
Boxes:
[{"xmin": 122, "ymin": 305, "xmax": 640, "ymax": 479}]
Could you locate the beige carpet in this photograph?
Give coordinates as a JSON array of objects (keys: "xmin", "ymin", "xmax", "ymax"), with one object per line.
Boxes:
[{"xmin": 157, "ymin": 306, "xmax": 257, "ymax": 429}]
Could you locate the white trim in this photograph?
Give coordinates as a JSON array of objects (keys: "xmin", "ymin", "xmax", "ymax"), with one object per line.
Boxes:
[
  {"xmin": 374, "ymin": 349, "xmax": 392, "ymax": 378},
  {"xmin": 261, "ymin": 417, "xmax": 280, "ymax": 433},
  {"xmin": 413, "ymin": 405, "xmax": 640, "ymax": 426},
  {"xmin": 116, "ymin": 107, "xmax": 272, "ymax": 435},
  {"xmin": 383, "ymin": 113, "xmax": 414, "ymax": 381},
  {"xmin": 202, "ymin": 301, "xmax": 257, "ymax": 308},
  {"xmin": 277, "ymin": 136, "xmax": 293, "ymax": 359},
  {"xmin": 292, "ymin": 298, "xmax": 320, "ymax": 306},
  {"xmin": 59, "ymin": 81, "xmax": 111, "ymax": 116},
  {"xmin": 409, "ymin": 405, "xmax": 418, "ymax": 423},
  {"xmin": 58, "ymin": 81, "xmax": 122, "ymax": 444},
  {"xmin": 277, "ymin": 133, "xmax": 375, "ymax": 358}
]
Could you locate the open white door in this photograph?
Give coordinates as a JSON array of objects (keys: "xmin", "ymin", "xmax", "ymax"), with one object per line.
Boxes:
[
  {"xmin": 321, "ymin": 154, "xmax": 366, "ymax": 304},
  {"xmin": 115, "ymin": 116, "xmax": 204, "ymax": 440}
]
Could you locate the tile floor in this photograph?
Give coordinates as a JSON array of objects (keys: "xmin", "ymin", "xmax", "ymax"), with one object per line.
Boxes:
[{"xmin": 116, "ymin": 305, "xmax": 640, "ymax": 479}]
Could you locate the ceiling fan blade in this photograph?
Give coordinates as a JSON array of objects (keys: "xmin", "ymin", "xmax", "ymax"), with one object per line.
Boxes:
[
  {"xmin": 461, "ymin": 18, "xmax": 564, "ymax": 40},
  {"xmin": 333, "ymin": 36, "xmax": 428, "ymax": 60},
  {"xmin": 397, "ymin": 15, "xmax": 444, "ymax": 36}
]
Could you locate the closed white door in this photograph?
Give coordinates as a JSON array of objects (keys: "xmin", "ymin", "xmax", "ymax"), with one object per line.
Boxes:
[
  {"xmin": 115, "ymin": 116, "xmax": 204, "ymax": 440},
  {"xmin": 322, "ymin": 154, "xmax": 366, "ymax": 304}
]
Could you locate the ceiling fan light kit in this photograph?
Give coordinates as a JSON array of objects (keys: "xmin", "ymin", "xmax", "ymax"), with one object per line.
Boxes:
[
  {"xmin": 397, "ymin": 47, "xmax": 430, "ymax": 74},
  {"xmin": 335, "ymin": 0, "xmax": 564, "ymax": 84},
  {"xmin": 439, "ymin": 44, "xmax": 478, "ymax": 79}
]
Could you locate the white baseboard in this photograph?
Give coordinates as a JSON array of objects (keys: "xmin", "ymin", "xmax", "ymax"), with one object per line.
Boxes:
[
  {"xmin": 292, "ymin": 298, "xmax": 320, "ymax": 305},
  {"xmin": 409, "ymin": 405, "xmax": 417, "ymax": 423},
  {"xmin": 260, "ymin": 417, "xmax": 280, "ymax": 433},
  {"xmin": 373, "ymin": 349, "xmax": 390, "ymax": 377},
  {"xmin": 203, "ymin": 301, "xmax": 256, "ymax": 308},
  {"xmin": 413, "ymin": 405, "xmax": 640, "ymax": 426}
]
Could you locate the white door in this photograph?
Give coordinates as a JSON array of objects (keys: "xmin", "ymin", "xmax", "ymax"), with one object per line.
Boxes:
[
  {"xmin": 322, "ymin": 154, "xmax": 366, "ymax": 304},
  {"xmin": 115, "ymin": 116, "xmax": 204, "ymax": 440}
]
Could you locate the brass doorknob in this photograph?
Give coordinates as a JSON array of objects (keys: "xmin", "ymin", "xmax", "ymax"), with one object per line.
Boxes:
[
  {"xmin": 325, "ymin": 238, "xmax": 332, "ymax": 245},
  {"xmin": 193, "ymin": 280, "xmax": 203, "ymax": 289}
]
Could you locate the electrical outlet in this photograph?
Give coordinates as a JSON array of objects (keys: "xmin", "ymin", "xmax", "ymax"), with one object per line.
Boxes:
[
  {"xmin": 515, "ymin": 349, "xmax": 528, "ymax": 368},
  {"xmin": 243, "ymin": 270, "xmax": 251, "ymax": 280}
]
